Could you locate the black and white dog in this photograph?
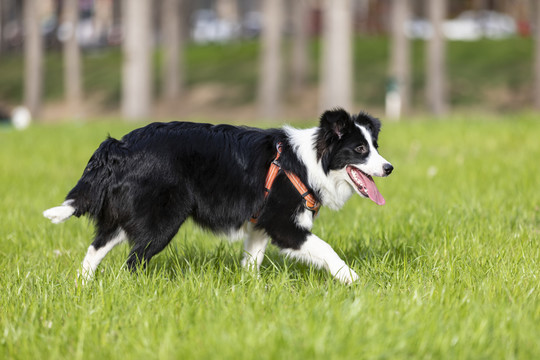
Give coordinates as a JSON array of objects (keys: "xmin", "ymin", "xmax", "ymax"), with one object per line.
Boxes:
[{"xmin": 44, "ymin": 109, "xmax": 393, "ymax": 284}]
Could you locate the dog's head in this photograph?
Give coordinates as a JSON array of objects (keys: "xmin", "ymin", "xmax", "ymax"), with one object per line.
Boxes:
[{"xmin": 316, "ymin": 108, "xmax": 393, "ymax": 205}]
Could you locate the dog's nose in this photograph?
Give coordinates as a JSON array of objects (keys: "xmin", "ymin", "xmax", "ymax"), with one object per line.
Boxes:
[{"xmin": 383, "ymin": 163, "xmax": 394, "ymax": 176}]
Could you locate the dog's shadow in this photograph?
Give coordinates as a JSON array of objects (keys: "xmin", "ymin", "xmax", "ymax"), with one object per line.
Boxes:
[{"xmin": 138, "ymin": 235, "xmax": 422, "ymax": 284}]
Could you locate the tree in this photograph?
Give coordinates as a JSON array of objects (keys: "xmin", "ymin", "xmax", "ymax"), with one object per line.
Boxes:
[
  {"xmin": 290, "ymin": 0, "xmax": 310, "ymax": 97},
  {"xmin": 23, "ymin": 0, "xmax": 43, "ymax": 118},
  {"xmin": 63, "ymin": 0, "xmax": 83, "ymax": 118},
  {"xmin": 216, "ymin": 0, "xmax": 238, "ymax": 23},
  {"xmin": 534, "ymin": 0, "xmax": 540, "ymax": 110},
  {"xmin": 0, "ymin": 0, "xmax": 3, "ymax": 53},
  {"xmin": 161, "ymin": 0, "xmax": 184, "ymax": 109},
  {"xmin": 388, "ymin": 0, "xmax": 410, "ymax": 119},
  {"xmin": 426, "ymin": 0, "xmax": 448, "ymax": 115},
  {"xmin": 122, "ymin": 0, "xmax": 152, "ymax": 121},
  {"xmin": 319, "ymin": 0, "xmax": 353, "ymax": 111},
  {"xmin": 258, "ymin": 0, "xmax": 283, "ymax": 119}
]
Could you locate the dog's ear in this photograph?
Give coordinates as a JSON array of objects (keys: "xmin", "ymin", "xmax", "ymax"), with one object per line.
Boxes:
[
  {"xmin": 319, "ymin": 108, "xmax": 352, "ymax": 140},
  {"xmin": 355, "ymin": 112, "xmax": 381, "ymax": 141},
  {"xmin": 316, "ymin": 108, "xmax": 353, "ymax": 173}
]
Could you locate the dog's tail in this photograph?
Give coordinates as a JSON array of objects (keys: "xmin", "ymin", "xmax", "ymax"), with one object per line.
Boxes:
[{"xmin": 43, "ymin": 137, "xmax": 124, "ymax": 224}]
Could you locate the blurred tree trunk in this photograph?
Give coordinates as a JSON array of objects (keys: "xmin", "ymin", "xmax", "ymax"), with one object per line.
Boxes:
[
  {"xmin": 216, "ymin": 0, "xmax": 238, "ymax": 23},
  {"xmin": 0, "ymin": 0, "xmax": 3, "ymax": 53},
  {"xmin": 388, "ymin": 0, "xmax": 410, "ymax": 119},
  {"xmin": 23, "ymin": 0, "xmax": 43, "ymax": 118},
  {"xmin": 63, "ymin": 0, "xmax": 83, "ymax": 118},
  {"xmin": 290, "ymin": 0, "xmax": 310, "ymax": 96},
  {"xmin": 122, "ymin": 0, "xmax": 152, "ymax": 121},
  {"xmin": 161, "ymin": 0, "xmax": 183, "ymax": 109},
  {"xmin": 320, "ymin": 0, "xmax": 353, "ymax": 111},
  {"xmin": 258, "ymin": 0, "xmax": 283, "ymax": 119},
  {"xmin": 426, "ymin": 0, "xmax": 448, "ymax": 115},
  {"xmin": 534, "ymin": 0, "xmax": 540, "ymax": 110},
  {"xmin": 112, "ymin": 0, "xmax": 122, "ymax": 22},
  {"xmin": 472, "ymin": 0, "xmax": 488, "ymax": 10},
  {"xmin": 356, "ymin": 0, "xmax": 370, "ymax": 34}
]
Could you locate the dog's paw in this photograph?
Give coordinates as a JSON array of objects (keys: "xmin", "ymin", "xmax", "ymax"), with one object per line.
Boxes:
[
  {"xmin": 334, "ymin": 267, "xmax": 359, "ymax": 285},
  {"xmin": 76, "ymin": 268, "xmax": 94, "ymax": 287}
]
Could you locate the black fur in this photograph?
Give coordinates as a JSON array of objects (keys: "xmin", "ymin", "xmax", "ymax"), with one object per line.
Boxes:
[{"xmin": 66, "ymin": 122, "xmax": 314, "ymax": 268}]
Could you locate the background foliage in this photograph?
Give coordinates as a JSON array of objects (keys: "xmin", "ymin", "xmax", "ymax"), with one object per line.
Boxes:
[{"xmin": 0, "ymin": 37, "xmax": 534, "ymax": 114}]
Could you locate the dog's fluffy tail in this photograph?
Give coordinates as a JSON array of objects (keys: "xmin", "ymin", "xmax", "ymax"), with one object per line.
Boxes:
[
  {"xmin": 43, "ymin": 200, "xmax": 76, "ymax": 224},
  {"xmin": 43, "ymin": 137, "xmax": 124, "ymax": 224}
]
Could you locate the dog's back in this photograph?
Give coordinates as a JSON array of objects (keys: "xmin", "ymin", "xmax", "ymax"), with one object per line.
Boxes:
[{"xmin": 68, "ymin": 122, "xmax": 285, "ymax": 227}]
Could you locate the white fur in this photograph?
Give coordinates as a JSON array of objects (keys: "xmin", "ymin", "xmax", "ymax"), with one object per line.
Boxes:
[
  {"xmin": 284, "ymin": 126, "xmax": 354, "ymax": 210},
  {"xmin": 227, "ymin": 223, "xmax": 248, "ymax": 242},
  {"xmin": 79, "ymin": 228, "xmax": 127, "ymax": 284},
  {"xmin": 295, "ymin": 209, "xmax": 314, "ymax": 230},
  {"xmin": 281, "ymin": 234, "xmax": 359, "ymax": 284},
  {"xmin": 43, "ymin": 200, "xmax": 75, "ymax": 224},
  {"xmin": 241, "ymin": 224, "xmax": 269, "ymax": 271},
  {"xmin": 355, "ymin": 125, "xmax": 391, "ymax": 177}
]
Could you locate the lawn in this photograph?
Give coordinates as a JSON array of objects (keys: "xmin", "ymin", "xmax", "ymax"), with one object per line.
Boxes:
[{"xmin": 1, "ymin": 115, "xmax": 539, "ymax": 359}]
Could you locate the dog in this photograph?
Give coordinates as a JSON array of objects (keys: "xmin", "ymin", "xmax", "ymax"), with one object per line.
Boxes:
[{"xmin": 43, "ymin": 108, "xmax": 393, "ymax": 284}]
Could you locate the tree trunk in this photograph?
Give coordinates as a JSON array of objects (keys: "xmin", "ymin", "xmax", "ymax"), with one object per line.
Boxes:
[
  {"xmin": 23, "ymin": 0, "xmax": 43, "ymax": 119},
  {"xmin": 388, "ymin": 0, "xmax": 410, "ymax": 119},
  {"xmin": 0, "ymin": 0, "xmax": 3, "ymax": 53},
  {"xmin": 161, "ymin": 0, "xmax": 183, "ymax": 108},
  {"xmin": 258, "ymin": 0, "xmax": 283, "ymax": 119},
  {"xmin": 290, "ymin": 0, "xmax": 310, "ymax": 96},
  {"xmin": 534, "ymin": 0, "xmax": 540, "ymax": 110},
  {"xmin": 63, "ymin": 0, "xmax": 83, "ymax": 118},
  {"xmin": 215, "ymin": 0, "xmax": 238, "ymax": 23},
  {"xmin": 426, "ymin": 0, "xmax": 448, "ymax": 115},
  {"xmin": 320, "ymin": 0, "xmax": 353, "ymax": 111},
  {"xmin": 122, "ymin": 0, "xmax": 152, "ymax": 121}
]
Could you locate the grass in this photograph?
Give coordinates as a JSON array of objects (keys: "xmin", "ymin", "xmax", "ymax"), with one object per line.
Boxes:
[
  {"xmin": 0, "ymin": 37, "xmax": 535, "ymax": 111},
  {"xmin": 1, "ymin": 115, "xmax": 540, "ymax": 359}
]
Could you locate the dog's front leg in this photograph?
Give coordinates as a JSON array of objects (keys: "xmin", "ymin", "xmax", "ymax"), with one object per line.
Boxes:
[
  {"xmin": 241, "ymin": 224, "xmax": 269, "ymax": 271},
  {"xmin": 282, "ymin": 234, "xmax": 359, "ymax": 284}
]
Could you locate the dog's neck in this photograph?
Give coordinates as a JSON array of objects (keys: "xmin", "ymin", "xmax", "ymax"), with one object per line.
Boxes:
[{"xmin": 284, "ymin": 126, "xmax": 354, "ymax": 211}]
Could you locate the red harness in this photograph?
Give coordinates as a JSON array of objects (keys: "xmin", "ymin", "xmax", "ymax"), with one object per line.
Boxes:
[{"xmin": 250, "ymin": 143, "xmax": 321, "ymax": 223}]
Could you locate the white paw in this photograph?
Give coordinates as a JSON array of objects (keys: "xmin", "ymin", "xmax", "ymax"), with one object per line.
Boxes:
[
  {"xmin": 77, "ymin": 268, "xmax": 93, "ymax": 287},
  {"xmin": 334, "ymin": 266, "xmax": 359, "ymax": 285},
  {"xmin": 241, "ymin": 255, "xmax": 257, "ymax": 271}
]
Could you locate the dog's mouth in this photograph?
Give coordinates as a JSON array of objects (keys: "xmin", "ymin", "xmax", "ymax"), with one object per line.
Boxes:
[{"xmin": 346, "ymin": 166, "xmax": 385, "ymax": 205}]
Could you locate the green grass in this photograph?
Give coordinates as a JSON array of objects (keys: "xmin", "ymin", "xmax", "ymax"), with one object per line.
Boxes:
[
  {"xmin": 1, "ymin": 115, "xmax": 540, "ymax": 359},
  {"xmin": 0, "ymin": 37, "xmax": 535, "ymax": 110}
]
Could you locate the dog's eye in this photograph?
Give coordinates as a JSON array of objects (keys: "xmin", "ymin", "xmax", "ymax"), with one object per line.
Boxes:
[{"xmin": 354, "ymin": 145, "xmax": 368, "ymax": 154}]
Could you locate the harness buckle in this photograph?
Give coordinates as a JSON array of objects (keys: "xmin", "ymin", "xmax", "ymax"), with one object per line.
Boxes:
[{"xmin": 251, "ymin": 141, "xmax": 321, "ymax": 223}]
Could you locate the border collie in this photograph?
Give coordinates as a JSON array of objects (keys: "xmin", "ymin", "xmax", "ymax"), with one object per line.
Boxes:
[{"xmin": 43, "ymin": 108, "xmax": 393, "ymax": 284}]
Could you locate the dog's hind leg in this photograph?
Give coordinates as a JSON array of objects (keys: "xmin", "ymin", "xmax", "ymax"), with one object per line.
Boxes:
[
  {"xmin": 241, "ymin": 223, "xmax": 269, "ymax": 271},
  {"xmin": 80, "ymin": 227, "xmax": 127, "ymax": 284},
  {"xmin": 125, "ymin": 217, "xmax": 186, "ymax": 272},
  {"xmin": 125, "ymin": 230, "xmax": 179, "ymax": 272}
]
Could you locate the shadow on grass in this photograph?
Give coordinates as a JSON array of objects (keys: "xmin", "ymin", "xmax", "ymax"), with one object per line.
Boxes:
[{"xmin": 132, "ymin": 235, "xmax": 423, "ymax": 284}]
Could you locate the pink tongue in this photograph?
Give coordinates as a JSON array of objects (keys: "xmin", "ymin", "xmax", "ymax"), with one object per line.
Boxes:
[{"xmin": 355, "ymin": 168, "xmax": 386, "ymax": 206}]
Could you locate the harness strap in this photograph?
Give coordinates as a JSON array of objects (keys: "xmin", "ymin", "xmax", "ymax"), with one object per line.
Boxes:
[
  {"xmin": 263, "ymin": 145, "xmax": 282, "ymax": 197},
  {"xmin": 283, "ymin": 170, "xmax": 321, "ymax": 213},
  {"xmin": 250, "ymin": 143, "xmax": 321, "ymax": 223}
]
